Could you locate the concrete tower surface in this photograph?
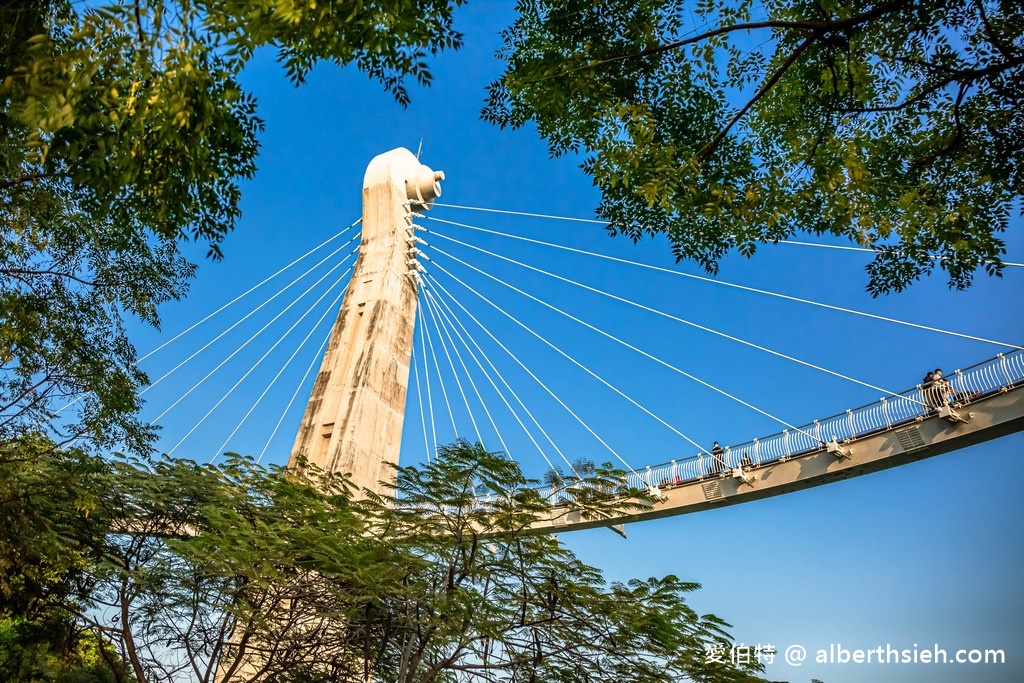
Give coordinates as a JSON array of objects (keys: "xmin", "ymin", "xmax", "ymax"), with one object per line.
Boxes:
[{"xmin": 288, "ymin": 148, "xmax": 442, "ymax": 494}]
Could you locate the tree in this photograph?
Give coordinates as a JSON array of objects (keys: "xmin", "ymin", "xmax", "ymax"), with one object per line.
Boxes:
[
  {"xmin": 484, "ymin": 0, "xmax": 1023, "ymax": 295},
  {"xmin": 361, "ymin": 441, "xmax": 764, "ymax": 683},
  {"xmin": 80, "ymin": 452, "xmax": 375, "ymax": 683},
  {"xmin": 0, "ymin": 436, "xmax": 126, "ymax": 682},
  {"xmin": 1, "ymin": 0, "xmax": 465, "ymax": 454},
  {"xmin": 16, "ymin": 442, "xmax": 763, "ymax": 683}
]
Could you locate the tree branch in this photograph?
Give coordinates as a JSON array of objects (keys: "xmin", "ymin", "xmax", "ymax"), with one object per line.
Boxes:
[
  {"xmin": 974, "ymin": 0, "xmax": 1017, "ymax": 62},
  {"xmin": 0, "ymin": 171, "xmax": 61, "ymax": 192},
  {"xmin": 558, "ymin": 0, "xmax": 915, "ymax": 76},
  {"xmin": 837, "ymin": 52, "xmax": 1024, "ymax": 114},
  {"xmin": 700, "ymin": 33, "xmax": 817, "ymax": 159},
  {"xmin": 2, "ymin": 268, "xmax": 98, "ymax": 287}
]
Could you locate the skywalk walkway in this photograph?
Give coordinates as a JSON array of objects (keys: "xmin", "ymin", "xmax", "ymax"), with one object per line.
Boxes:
[{"xmin": 531, "ymin": 350, "xmax": 1024, "ymax": 533}]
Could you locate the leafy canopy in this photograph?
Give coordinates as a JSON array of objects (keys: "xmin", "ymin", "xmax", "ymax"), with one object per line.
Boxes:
[
  {"xmin": 0, "ymin": 0, "xmax": 464, "ymax": 454},
  {"xmin": 485, "ymin": 0, "xmax": 1023, "ymax": 295},
  {"xmin": 0, "ymin": 436, "xmax": 126, "ymax": 682},
  {"xmin": 1, "ymin": 440, "xmax": 766, "ymax": 683}
]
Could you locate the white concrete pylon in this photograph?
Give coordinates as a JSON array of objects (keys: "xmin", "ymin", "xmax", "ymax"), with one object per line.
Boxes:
[{"xmin": 288, "ymin": 148, "xmax": 443, "ymax": 495}]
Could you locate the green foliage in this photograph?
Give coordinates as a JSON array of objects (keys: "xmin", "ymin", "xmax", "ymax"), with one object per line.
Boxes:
[
  {"xmin": 485, "ymin": 0, "xmax": 1023, "ymax": 295},
  {"xmin": 0, "ymin": 0, "xmax": 464, "ymax": 453},
  {"xmin": 83, "ymin": 451, "xmax": 372, "ymax": 682},
  {"xmin": 1, "ymin": 440, "xmax": 764, "ymax": 683},
  {"xmin": 0, "ymin": 438, "xmax": 107, "ymax": 619},
  {"xmin": 0, "ymin": 615, "xmax": 121, "ymax": 683},
  {"xmin": 361, "ymin": 441, "xmax": 764, "ymax": 683},
  {"xmin": 0, "ymin": 438, "xmax": 127, "ymax": 682}
]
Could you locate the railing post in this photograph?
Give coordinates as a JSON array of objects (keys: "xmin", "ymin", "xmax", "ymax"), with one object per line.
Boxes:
[
  {"xmin": 753, "ymin": 438, "xmax": 760, "ymax": 464},
  {"xmin": 814, "ymin": 419, "xmax": 821, "ymax": 443},
  {"xmin": 846, "ymin": 409, "xmax": 855, "ymax": 439},
  {"xmin": 670, "ymin": 460, "xmax": 677, "ymax": 482},
  {"xmin": 783, "ymin": 430, "xmax": 791, "ymax": 456},
  {"xmin": 881, "ymin": 398, "xmax": 891, "ymax": 429},
  {"xmin": 999, "ymin": 353, "xmax": 1013, "ymax": 386}
]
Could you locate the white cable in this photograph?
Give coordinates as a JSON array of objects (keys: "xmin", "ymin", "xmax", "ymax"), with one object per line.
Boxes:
[
  {"xmin": 428, "ymin": 257, "xmax": 723, "ymax": 460},
  {"xmin": 778, "ymin": 240, "xmax": 1024, "ymax": 267},
  {"xmin": 419, "ymin": 299, "xmax": 458, "ymax": 438},
  {"xmin": 432, "ymin": 245, "xmax": 823, "ymax": 445},
  {"xmin": 426, "ymin": 279, "xmax": 565, "ymax": 473},
  {"xmin": 415, "ymin": 304, "xmax": 438, "ymax": 458},
  {"xmin": 423, "ymin": 270, "xmax": 636, "ymax": 477},
  {"xmin": 410, "ymin": 352, "xmax": 431, "ymax": 463},
  {"xmin": 425, "ymin": 216, "xmax": 1023, "ymax": 350},
  {"xmin": 428, "ymin": 228, "xmax": 924, "ymax": 408},
  {"xmin": 778, "ymin": 240, "xmax": 885, "ymax": 254},
  {"xmin": 141, "ymin": 240, "xmax": 359, "ymax": 398},
  {"xmin": 171, "ymin": 268, "xmax": 352, "ymax": 458},
  {"xmin": 48, "ymin": 222, "xmax": 361, "ymax": 419},
  {"xmin": 257, "ymin": 325, "xmax": 333, "ymax": 465},
  {"xmin": 423, "ymin": 287, "xmax": 527, "ymax": 463},
  {"xmin": 421, "ymin": 287, "xmax": 482, "ymax": 444},
  {"xmin": 150, "ymin": 255, "xmax": 354, "ymax": 426},
  {"xmin": 211, "ymin": 280, "xmax": 349, "ymax": 463},
  {"xmin": 433, "ymin": 203, "xmax": 1024, "ymax": 268},
  {"xmin": 433, "ymin": 202, "xmax": 606, "ymax": 225},
  {"xmin": 140, "ymin": 221, "xmax": 360, "ymax": 364},
  {"xmin": 423, "ymin": 288, "xmax": 510, "ymax": 455}
]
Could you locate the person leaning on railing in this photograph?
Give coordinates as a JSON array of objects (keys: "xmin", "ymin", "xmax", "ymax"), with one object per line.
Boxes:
[
  {"xmin": 922, "ymin": 369, "xmax": 948, "ymax": 409},
  {"xmin": 708, "ymin": 442, "xmax": 726, "ymax": 476},
  {"xmin": 933, "ymin": 369, "xmax": 955, "ymax": 406}
]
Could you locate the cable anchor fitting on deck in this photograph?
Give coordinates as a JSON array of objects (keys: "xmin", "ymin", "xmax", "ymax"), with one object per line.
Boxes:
[
  {"xmin": 937, "ymin": 404, "xmax": 970, "ymax": 425},
  {"xmin": 826, "ymin": 438, "xmax": 851, "ymax": 460},
  {"xmin": 731, "ymin": 467, "xmax": 756, "ymax": 486}
]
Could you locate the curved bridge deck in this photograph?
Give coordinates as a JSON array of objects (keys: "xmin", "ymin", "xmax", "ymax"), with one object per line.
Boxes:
[{"xmin": 533, "ymin": 351, "xmax": 1024, "ymax": 533}]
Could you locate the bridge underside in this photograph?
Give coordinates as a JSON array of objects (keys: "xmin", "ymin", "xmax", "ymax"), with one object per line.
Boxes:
[{"xmin": 535, "ymin": 385, "xmax": 1024, "ymax": 534}]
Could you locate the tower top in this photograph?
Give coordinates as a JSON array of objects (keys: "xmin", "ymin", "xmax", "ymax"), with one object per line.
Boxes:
[{"xmin": 363, "ymin": 147, "xmax": 444, "ymax": 210}]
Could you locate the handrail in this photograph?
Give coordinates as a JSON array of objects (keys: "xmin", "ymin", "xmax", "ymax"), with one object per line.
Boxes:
[{"xmin": 533, "ymin": 349, "xmax": 1024, "ymax": 501}]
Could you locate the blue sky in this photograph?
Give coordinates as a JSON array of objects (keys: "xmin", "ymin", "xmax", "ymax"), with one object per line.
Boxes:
[{"xmin": 132, "ymin": 4, "xmax": 1024, "ymax": 682}]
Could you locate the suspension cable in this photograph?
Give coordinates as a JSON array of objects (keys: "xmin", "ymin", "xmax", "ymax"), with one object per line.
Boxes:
[
  {"xmin": 430, "ymin": 230, "xmax": 837, "ymax": 437},
  {"xmin": 141, "ymin": 220, "xmax": 361, "ymax": 364},
  {"xmin": 410, "ymin": 352, "xmax": 431, "ymax": 462},
  {"xmin": 211, "ymin": 279, "xmax": 350, "ymax": 463},
  {"xmin": 150, "ymin": 255, "xmax": 354, "ymax": 426},
  {"xmin": 257, "ymin": 326, "xmax": 333, "ymax": 465},
  {"xmin": 428, "ymin": 255, "xmax": 755, "ymax": 458},
  {"xmin": 47, "ymin": 223, "xmax": 361, "ymax": 420},
  {"xmin": 426, "ymin": 226, "xmax": 924, "ymax": 408},
  {"xmin": 142, "ymin": 239, "xmax": 360, "ymax": 399},
  {"xmin": 419, "ymin": 301, "xmax": 458, "ymax": 437},
  {"xmin": 421, "ymin": 287, "xmax": 482, "ymax": 444},
  {"xmin": 424, "ymin": 268, "xmax": 639, "ymax": 477},
  {"xmin": 422, "ymin": 287, "xmax": 512, "ymax": 459},
  {"xmin": 777, "ymin": 240, "xmax": 1024, "ymax": 267},
  {"xmin": 427, "ymin": 275, "xmax": 579, "ymax": 477},
  {"xmin": 415, "ymin": 304, "xmax": 438, "ymax": 458},
  {"xmin": 169, "ymin": 268, "xmax": 354, "ymax": 458},
  {"xmin": 425, "ymin": 280, "xmax": 566, "ymax": 474},
  {"xmin": 432, "ymin": 204, "xmax": 1024, "ymax": 268},
  {"xmin": 424, "ymin": 216, "xmax": 1023, "ymax": 350}
]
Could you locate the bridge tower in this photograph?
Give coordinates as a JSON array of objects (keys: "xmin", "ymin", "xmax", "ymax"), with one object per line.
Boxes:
[{"xmin": 288, "ymin": 148, "xmax": 443, "ymax": 493}]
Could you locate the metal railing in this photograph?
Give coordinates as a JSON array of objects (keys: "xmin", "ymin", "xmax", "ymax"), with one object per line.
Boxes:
[{"xmin": 534, "ymin": 349, "xmax": 1024, "ymax": 501}]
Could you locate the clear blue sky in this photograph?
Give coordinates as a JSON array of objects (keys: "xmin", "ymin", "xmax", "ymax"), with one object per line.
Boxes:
[{"xmin": 132, "ymin": 4, "xmax": 1024, "ymax": 682}]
